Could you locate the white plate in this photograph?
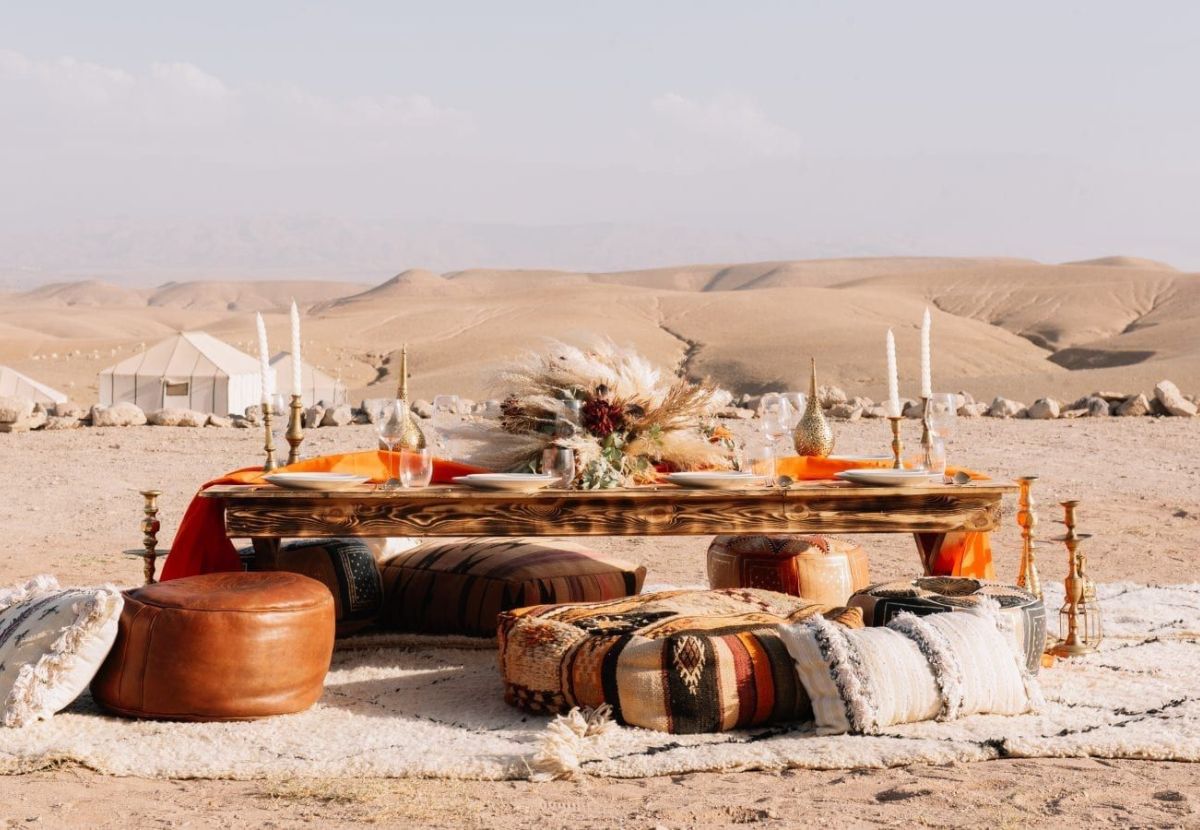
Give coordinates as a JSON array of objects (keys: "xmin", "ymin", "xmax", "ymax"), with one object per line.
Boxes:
[
  {"xmin": 265, "ymin": 472, "xmax": 371, "ymax": 491},
  {"xmin": 666, "ymin": 472, "xmax": 771, "ymax": 490},
  {"xmin": 453, "ymin": 473, "xmax": 557, "ymax": 492},
  {"xmin": 827, "ymin": 454, "xmax": 892, "ymax": 463},
  {"xmin": 834, "ymin": 469, "xmax": 943, "ymax": 487}
]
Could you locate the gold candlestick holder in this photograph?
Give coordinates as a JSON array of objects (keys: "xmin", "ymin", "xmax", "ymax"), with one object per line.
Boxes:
[
  {"xmin": 1048, "ymin": 500, "xmax": 1102, "ymax": 657},
  {"xmin": 1016, "ymin": 475, "xmax": 1042, "ymax": 601},
  {"xmin": 123, "ymin": 489, "xmax": 166, "ymax": 585},
  {"xmin": 887, "ymin": 416, "xmax": 904, "ymax": 469},
  {"xmin": 262, "ymin": 400, "xmax": 279, "ymax": 472},
  {"xmin": 286, "ymin": 394, "xmax": 305, "ymax": 466},
  {"xmin": 919, "ymin": 395, "xmax": 935, "ymax": 470}
]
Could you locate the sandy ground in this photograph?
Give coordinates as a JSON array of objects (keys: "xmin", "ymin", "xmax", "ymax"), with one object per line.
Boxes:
[{"xmin": 1, "ymin": 418, "xmax": 1198, "ymax": 827}]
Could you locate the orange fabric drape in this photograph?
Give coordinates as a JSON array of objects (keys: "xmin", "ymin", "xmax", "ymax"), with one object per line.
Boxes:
[
  {"xmin": 773, "ymin": 455, "xmax": 988, "ymax": 482},
  {"xmin": 159, "ymin": 451, "xmax": 489, "ymax": 581}
]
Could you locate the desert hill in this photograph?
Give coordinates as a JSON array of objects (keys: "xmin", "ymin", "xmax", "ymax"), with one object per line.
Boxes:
[{"xmin": 0, "ymin": 256, "xmax": 1196, "ymax": 406}]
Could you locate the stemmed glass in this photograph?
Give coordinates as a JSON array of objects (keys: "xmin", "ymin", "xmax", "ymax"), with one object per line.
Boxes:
[
  {"xmin": 758, "ymin": 393, "xmax": 793, "ymax": 483},
  {"xmin": 927, "ymin": 393, "xmax": 958, "ymax": 468},
  {"xmin": 377, "ymin": 399, "xmax": 407, "ymax": 490}
]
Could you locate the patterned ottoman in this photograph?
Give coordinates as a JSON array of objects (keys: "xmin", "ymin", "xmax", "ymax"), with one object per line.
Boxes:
[
  {"xmin": 380, "ymin": 539, "xmax": 646, "ymax": 637},
  {"xmin": 498, "ymin": 588, "xmax": 863, "ymax": 734},
  {"xmin": 848, "ymin": 577, "xmax": 1046, "ymax": 673},
  {"xmin": 707, "ymin": 535, "xmax": 870, "ymax": 606}
]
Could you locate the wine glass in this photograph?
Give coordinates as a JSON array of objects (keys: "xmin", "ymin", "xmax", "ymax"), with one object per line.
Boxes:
[
  {"xmin": 759, "ymin": 393, "xmax": 793, "ymax": 456},
  {"xmin": 542, "ymin": 446, "xmax": 576, "ymax": 488},
  {"xmin": 377, "ymin": 400, "xmax": 407, "ymax": 489},
  {"xmin": 400, "ymin": 447, "xmax": 434, "ymax": 488},
  {"xmin": 928, "ymin": 393, "xmax": 958, "ymax": 443}
]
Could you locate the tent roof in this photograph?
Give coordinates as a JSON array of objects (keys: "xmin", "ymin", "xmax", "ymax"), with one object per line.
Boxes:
[
  {"xmin": 100, "ymin": 331, "xmax": 261, "ymax": 378},
  {"xmin": 0, "ymin": 365, "xmax": 67, "ymax": 403},
  {"xmin": 269, "ymin": 352, "xmax": 342, "ymax": 388}
]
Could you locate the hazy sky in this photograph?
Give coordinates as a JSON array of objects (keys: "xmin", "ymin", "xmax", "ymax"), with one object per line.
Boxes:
[{"xmin": 4, "ymin": 1, "xmax": 1200, "ymax": 280}]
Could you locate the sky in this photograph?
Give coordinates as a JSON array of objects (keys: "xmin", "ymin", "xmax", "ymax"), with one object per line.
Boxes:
[{"xmin": 3, "ymin": 1, "xmax": 1200, "ymax": 283}]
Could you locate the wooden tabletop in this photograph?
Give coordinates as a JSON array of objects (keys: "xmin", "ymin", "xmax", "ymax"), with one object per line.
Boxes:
[{"xmin": 202, "ymin": 481, "xmax": 1016, "ymax": 538}]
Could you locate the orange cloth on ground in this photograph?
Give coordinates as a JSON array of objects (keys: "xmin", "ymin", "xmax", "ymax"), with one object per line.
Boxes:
[{"xmin": 159, "ymin": 451, "xmax": 489, "ymax": 582}]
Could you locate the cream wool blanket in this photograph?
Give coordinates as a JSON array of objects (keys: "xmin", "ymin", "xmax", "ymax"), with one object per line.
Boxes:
[{"xmin": 0, "ymin": 583, "xmax": 1197, "ymax": 780}]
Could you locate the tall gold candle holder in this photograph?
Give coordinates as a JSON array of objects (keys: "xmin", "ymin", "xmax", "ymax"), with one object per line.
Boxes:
[
  {"xmin": 262, "ymin": 400, "xmax": 279, "ymax": 472},
  {"xmin": 919, "ymin": 395, "xmax": 935, "ymax": 470},
  {"xmin": 1016, "ymin": 475, "xmax": 1042, "ymax": 600},
  {"xmin": 887, "ymin": 416, "xmax": 904, "ymax": 469},
  {"xmin": 123, "ymin": 489, "xmax": 166, "ymax": 585},
  {"xmin": 286, "ymin": 393, "xmax": 305, "ymax": 465},
  {"xmin": 1048, "ymin": 500, "xmax": 1102, "ymax": 657}
]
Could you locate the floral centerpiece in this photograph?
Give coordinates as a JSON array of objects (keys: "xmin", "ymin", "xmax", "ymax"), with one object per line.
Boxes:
[{"xmin": 481, "ymin": 341, "xmax": 735, "ymax": 488}]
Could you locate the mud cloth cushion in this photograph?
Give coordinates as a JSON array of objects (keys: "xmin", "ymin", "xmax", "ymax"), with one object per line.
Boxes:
[
  {"xmin": 497, "ymin": 588, "xmax": 863, "ymax": 734},
  {"xmin": 0, "ymin": 576, "xmax": 123, "ymax": 727},
  {"xmin": 707, "ymin": 535, "xmax": 870, "ymax": 605},
  {"xmin": 379, "ymin": 539, "xmax": 646, "ymax": 637},
  {"xmin": 848, "ymin": 577, "xmax": 1046, "ymax": 674}
]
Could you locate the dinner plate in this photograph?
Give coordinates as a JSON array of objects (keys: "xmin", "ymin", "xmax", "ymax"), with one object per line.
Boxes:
[
  {"xmin": 666, "ymin": 472, "xmax": 772, "ymax": 490},
  {"xmin": 826, "ymin": 454, "xmax": 892, "ymax": 463},
  {"xmin": 834, "ymin": 469, "xmax": 943, "ymax": 487},
  {"xmin": 453, "ymin": 473, "xmax": 557, "ymax": 492},
  {"xmin": 264, "ymin": 472, "xmax": 371, "ymax": 491}
]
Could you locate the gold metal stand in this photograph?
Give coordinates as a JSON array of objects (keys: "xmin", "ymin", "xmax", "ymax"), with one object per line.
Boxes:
[
  {"xmin": 1016, "ymin": 475, "xmax": 1042, "ymax": 600},
  {"xmin": 123, "ymin": 489, "xmax": 166, "ymax": 585},
  {"xmin": 1048, "ymin": 500, "xmax": 1102, "ymax": 657},
  {"xmin": 262, "ymin": 400, "xmax": 279, "ymax": 472},
  {"xmin": 286, "ymin": 393, "xmax": 305, "ymax": 465},
  {"xmin": 887, "ymin": 416, "xmax": 904, "ymax": 468},
  {"xmin": 919, "ymin": 395, "xmax": 935, "ymax": 470}
]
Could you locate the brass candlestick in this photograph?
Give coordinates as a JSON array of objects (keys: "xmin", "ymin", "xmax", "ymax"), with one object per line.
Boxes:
[
  {"xmin": 1016, "ymin": 476, "xmax": 1042, "ymax": 600},
  {"xmin": 919, "ymin": 395, "xmax": 935, "ymax": 470},
  {"xmin": 123, "ymin": 489, "xmax": 166, "ymax": 584},
  {"xmin": 887, "ymin": 416, "xmax": 904, "ymax": 469},
  {"xmin": 262, "ymin": 400, "xmax": 279, "ymax": 472},
  {"xmin": 286, "ymin": 393, "xmax": 305, "ymax": 465},
  {"xmin": 1049, "ymin": 500, "xmax": 1102, "ymax": 657}
]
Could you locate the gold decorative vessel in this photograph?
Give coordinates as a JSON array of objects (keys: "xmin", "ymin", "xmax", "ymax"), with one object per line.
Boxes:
[
  {"xmin": 793, "ymin": 357, "xmax": 834, "ymax": 457},
  {"xmin": 390, "ymin": 345, "xmax": 426, "ymax": 451}
]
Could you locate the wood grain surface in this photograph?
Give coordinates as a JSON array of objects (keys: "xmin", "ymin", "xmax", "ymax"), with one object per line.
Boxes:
[{"xmin": 203, "ymin": 482, "xmax": 1014, "ymax": 539}]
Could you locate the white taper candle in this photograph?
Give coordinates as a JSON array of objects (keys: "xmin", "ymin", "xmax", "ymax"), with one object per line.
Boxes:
[
  {"xmin": 290, "ymin": 300, "xmax": 302, "ymax": 397},
  {"xmin": 886, "ymin": 328, "xmax": 901, "ymax": 417},
  {"xmin": 255, "ymin": 312, "xmax": 274, "ymax": 403},
  {"xmin": 920, "ymin": 306, "xmax": 932, "ymax": 398}
]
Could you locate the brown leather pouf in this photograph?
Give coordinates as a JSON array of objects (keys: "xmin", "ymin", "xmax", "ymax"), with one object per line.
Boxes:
[
  {"xmin": 707, "ymin": 535, "xmax": 870, "ymax": 606},
  {"xmin": 91, "ymin": 572, "xmax": 335, "ymax": 721}
]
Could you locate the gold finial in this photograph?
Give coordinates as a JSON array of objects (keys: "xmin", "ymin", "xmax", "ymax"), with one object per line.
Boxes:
[{"xmin": 397, "ymin": 344, "xmax": 410, "ymax": 401}]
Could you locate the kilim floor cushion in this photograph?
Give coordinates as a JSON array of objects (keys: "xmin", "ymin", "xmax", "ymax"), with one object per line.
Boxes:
[
  {"xmin": 848, "ymin": 577, "xmax": 1046, "ymax": 673},
  {"xmin": 379, "ymin": 538, "xmax": 646, "ymax": 637},
  {"xmin": 498, "ymin": 588, "xmax": 863, "ymax": 734},
  {"xmin": 707, "ymin": 535, "xmax": 870, "ymax": 605}
]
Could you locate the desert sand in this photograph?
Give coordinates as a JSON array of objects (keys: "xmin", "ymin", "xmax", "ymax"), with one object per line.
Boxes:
[
  {"xmin": 2, "ymin": 255, "xmax": 1198, "ymax": 409},
  {"xmin": 1, "ymin": 417, "xmax": 1198, "ymax": 827}
]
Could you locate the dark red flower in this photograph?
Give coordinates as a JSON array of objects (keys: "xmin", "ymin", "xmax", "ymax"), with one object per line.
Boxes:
[{"xmin": 581, "ymin": 397, "xmax": 627, "ymax": 438}]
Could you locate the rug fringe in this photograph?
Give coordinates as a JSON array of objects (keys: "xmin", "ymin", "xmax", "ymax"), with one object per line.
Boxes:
[{"xmin": 528, "ymin": 704, "xmax": 615, "ymax": 782}]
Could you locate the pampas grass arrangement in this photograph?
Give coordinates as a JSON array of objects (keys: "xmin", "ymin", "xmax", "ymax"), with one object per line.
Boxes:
[{"xmin": 486, "ymin": 340, "xmax": 734, "ymax": 487}]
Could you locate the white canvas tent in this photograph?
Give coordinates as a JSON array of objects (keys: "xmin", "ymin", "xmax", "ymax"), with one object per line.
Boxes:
[
  {"xmin": 98, "ymin": 331, "xmax": 268, "ymax": 416},
  {"xmin": 0, "ymin": 365, "xmax": 67, "ymax": 405},
  {"xmin": 269, "ymin": 352, "xmax": 347, "ymax": 407}
]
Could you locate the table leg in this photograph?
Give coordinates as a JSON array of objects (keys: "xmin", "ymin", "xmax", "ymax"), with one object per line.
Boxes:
[
  {"xmin": 913, "ymin": 532, "xmax": 946, "ymax": 576},
  {"xmin": 249, "ymin": 537, "xmax": 282, "ymax": 571}
]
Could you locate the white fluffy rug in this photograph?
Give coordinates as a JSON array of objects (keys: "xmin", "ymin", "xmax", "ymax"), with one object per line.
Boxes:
[{"xmin": 1, "ymin": 583, "xmax": 1198, "ymax": 780}]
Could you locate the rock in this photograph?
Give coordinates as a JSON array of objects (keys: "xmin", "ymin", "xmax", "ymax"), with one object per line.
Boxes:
[
  {"xmin": 231, "ymin": 415, "xmax": 253, "ymax": 429},
  {"xmin": 987, "ymin": 397, "xmax": 1025, "ymax": 418},
  {"xmin": 457, "ymin": 397, "xmax": 476, "ymax": 415},
  {"xmin": 148, "ymin": 408, "xmax": 206, "ymax": 427},
  {"xmin": 352, "ymin": 410, "xmax": 371, "ymax": 425},
  {"xmin": 818, "ymin": 385, "xmax": 848, "ymax": 408},
  {"xmin": 0, "ymin": 402, "xmax": 47, "ymax": 432},
  {"xmin": 717, "ymin": 406, "xmax": 756, "ymax": 420},
  {"xmin": 862, "ymin": 405, "xmax": 888, "ymax": 419},
  {"xmin": 1085, "ymin": 396, "xmax": 1111, "ymax": 417},
  {"xmin": 42, "ymin": 415, "xmax": 82, "ymax": 430},
  {"xmin": 53, "ymin": 400, "xmax": 88, "ymax": 419},
  {"xmin": 1115, "ymin": 393, "xmax": 1151, "ymax": 417},
  {"xmin": 902, "ymin": 399, "xmax": 924, "ymax": 419},
  {"xmin": 850, "ymin": 396, "xmax": 874, "ymax": 409},
  {"xmin": 827, "ymin": 402, "xmax": 863, "ymax": 421},
  {"xmin": 206, "ymin": 414, "xmax": 233, "ymax": 428},
  {"xmin": 1154, "ymin": 380, "xmax": 1197, "ymax": 417},
  {"xmin": 957, "ymin": 390, "xmax": 975, "ymax": 406},
  {"xmin": 959, "ymin": 402, "xmax": 989, "ymax": 418},
  {"xmin": 0, "ymin": 397, "xmax": 34, "ymax": 424},
  {"xmin": 305, "ymin": 405, "xmax": 326, "ymax": 429},
  {"xmin": 1092, "ymin": 390, "xmax": 1128, "ymax": 403},
  {"xmin": 1148, "ymin": 396, "xmax": 1170, "ymax": 417},
  {"xmin": 412, "ymin": 399, "xmax": 434, "ymax": 419},
  {"xmin": 1060, "ymin": 408, "xmax": 1088, "ymax": 419},
  {"xmin": 320, "ymin": 404, "xmax": 354, "ymax": 427},
  {"xmin": 243, "ymin": 405, "xmax": 262, "ymax": 425},
  {"xmin": 91, "ymin": 402, "xmax": 147, "ymax": 427},
  {"xmin": 359, "ymin": 399, "xmax": 389, "ymax": 424},
  {"xmin": 1026, "ymin": 398, "xmax": 1061, "ymax": 420}
]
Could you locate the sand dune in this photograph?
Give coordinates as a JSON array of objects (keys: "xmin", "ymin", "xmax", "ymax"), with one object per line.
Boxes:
[{"xmin": 0, "ymin": 256, "xmax": 1196, "ymax": 406}]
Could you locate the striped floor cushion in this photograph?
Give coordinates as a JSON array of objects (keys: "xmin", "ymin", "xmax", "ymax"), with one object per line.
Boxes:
[
  {"xmin": 848, "ymin": 577, "xmax": 1047, "ymax": 673},
  {"xmin": 707, "ymin": 534, "xmax": 870, "ymax": 605},
  {"xmin": 498, "ymin": 588, "xmax": 863, "ymax": 734},
  {"xmin": 379, "ymin": 539, "xmax": 646, "ymax": 637}
]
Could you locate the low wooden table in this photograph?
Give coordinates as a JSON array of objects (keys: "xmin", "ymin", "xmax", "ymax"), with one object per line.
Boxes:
[{"xmin": 200, "ymin": 481, "xmax": 1017, "ymax": 574}]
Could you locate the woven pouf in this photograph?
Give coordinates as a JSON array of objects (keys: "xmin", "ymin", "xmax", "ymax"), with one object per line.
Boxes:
[
  {"xmin": 707, "ymin": 535, "xmax": 870, "ymax": 606},
  {"xmin": 498, "ymin": 588, "xmax": 863, "ymax": 734},
  {"xmin": 379, "ymin": 538, "xmax": 646, "ymax": 637},
  {"xmin": 848, "ymin": 577, "xmax": 1046, "ymax": 673}
]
